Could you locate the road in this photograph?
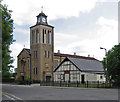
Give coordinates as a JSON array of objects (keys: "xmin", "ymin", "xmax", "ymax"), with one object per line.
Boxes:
[{"xmin": 2, "ymin": 84, "xmax": 118, "ymax": 101}]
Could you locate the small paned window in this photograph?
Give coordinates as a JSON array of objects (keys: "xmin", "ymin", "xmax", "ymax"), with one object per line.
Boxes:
[
  {"xmin": 100, "ymin": 75, "xmax": 103, "ymax": 79},
  {"xmin": 60, "ymin": 74, "xmax": 64, "ymax": 80}
]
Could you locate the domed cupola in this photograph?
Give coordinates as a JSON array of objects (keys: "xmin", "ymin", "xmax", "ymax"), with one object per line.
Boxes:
[{"xmin": 36, "ymin": 11, "xmax": 48, "ymax": 25}]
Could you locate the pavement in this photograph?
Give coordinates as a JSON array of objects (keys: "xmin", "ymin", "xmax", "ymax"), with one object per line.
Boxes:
[{"xmin": 2, "ymin": 84, "xmax": 119, "ymax": 101}]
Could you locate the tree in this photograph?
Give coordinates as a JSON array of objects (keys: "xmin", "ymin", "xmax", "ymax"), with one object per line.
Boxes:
[
  {"xmin": 1, "ymin": 2, "xmax": 14, "ymax": 80},
  {"xmin": 102, "ymin": 45, "xmax": 120, "ymax": 87}
]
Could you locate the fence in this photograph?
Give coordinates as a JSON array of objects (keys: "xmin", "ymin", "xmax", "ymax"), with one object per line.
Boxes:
[{"xmin": 40, "ymin": 81, "xmax": 113, "ymax": 88}]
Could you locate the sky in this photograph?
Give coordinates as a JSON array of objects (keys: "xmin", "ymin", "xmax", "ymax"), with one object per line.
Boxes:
[{"xmin": 2, "ymin": 0, "xmax": 118, "ymax": 69}]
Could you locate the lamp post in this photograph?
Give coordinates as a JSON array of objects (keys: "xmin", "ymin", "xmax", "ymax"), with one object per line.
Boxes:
[{"xmin": 100, "ymin": 47, "xmax": 108, "ymax": 87}]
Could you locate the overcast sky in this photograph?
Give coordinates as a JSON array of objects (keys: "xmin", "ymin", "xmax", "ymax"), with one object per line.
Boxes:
[{"xmin": 2, "ymin": 0, "xmax": 118, "ymax": 68}]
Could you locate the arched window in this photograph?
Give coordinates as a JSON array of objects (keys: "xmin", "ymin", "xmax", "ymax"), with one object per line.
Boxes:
[
  {"xmin": 44, "ymin": 30, "xmax": 46, "ymax": 44},
  {"xmin": 44, "ymin": 50, "xmax": 47, "ymax": 58},
  {"xmin": 36, "ymin": 30, "xmax": 39, "ymax": 43},
  {"xmin": 32, "ymin": 30, "xmax": 35, "ymax": 44},
  {"xmin": 49, "ymin": 31, "xmax": 51, "ymax": 44},
  {"xmin": 43, "ymin": 29, "xmax": 44, "ymax": 43},
  {"xmin": 48, "ymin": 51, "xmax": 50, "ymax": 58},
  {"xmin": 36, "ymin": 67, "xmax": 37, "ymax": 75},
  {"xmin": 48, "ymin": 31, "xmax": 49, "ymax": 44}
]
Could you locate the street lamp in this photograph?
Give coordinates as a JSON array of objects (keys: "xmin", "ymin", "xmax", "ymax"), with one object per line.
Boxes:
[{"xmin": 100, "ymin": 47, "xmax": 108, "ymax": 87}]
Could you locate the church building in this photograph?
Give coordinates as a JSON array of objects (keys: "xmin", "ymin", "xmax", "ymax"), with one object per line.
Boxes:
[{"xmin": 17, "ymin": 11, "xmax": 105, "ymax": 82}]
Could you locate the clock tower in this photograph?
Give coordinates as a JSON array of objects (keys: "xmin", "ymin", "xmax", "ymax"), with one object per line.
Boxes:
[{"xmin": 30, "ymin": 11, "xmax": 54, "ymax": 81}]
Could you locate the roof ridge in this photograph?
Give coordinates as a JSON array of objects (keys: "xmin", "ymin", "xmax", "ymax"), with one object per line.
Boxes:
[{"xmin": 54, "ymin": 52, "xmax": 99, "ymax": 61}]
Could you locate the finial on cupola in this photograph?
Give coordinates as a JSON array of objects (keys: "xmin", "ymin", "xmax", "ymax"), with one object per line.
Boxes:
[{"xmin": 41, "ymin": 6, "xmax": 43, "ymax": 13}]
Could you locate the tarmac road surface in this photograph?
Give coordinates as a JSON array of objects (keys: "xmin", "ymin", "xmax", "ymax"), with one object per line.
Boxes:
[{"xmin": 2, "ymin": 84, "xmax": 118, "ymax": 101}]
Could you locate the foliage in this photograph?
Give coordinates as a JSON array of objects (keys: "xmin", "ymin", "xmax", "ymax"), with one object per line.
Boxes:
[
  {"xmin": 26, "ymin": 77, "xmax": 30, "ymax": 81},
  {"xmin": 102, "ymin": 45, "xmax": 120, "ymax": 86},
  {"xmin": 1, "ymin": 2, "xmax": 14, "ymax": 80},
  {"xmin": 14, "ymin": 68, "xmax": 17, "ymax": 73}
]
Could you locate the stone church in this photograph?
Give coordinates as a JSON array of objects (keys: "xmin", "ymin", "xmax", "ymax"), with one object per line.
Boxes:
[{"xmin": 17, "ymin": 11, "xmax": 105, "ymax": 82}]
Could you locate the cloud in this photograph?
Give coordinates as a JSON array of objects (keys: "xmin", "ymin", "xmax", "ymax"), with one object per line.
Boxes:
[
  {"xmin": 96, "ymin": 16, "xmax": 117, "ymax": 27},
  {"xmin": 54, "ymin": 16, "xmax": 118, "ymax": 60},
  {"xmin": 2, "ymin": 0, "xmax": 106, "ymax": 26},
  {"xmin": 96, "ymin": 16, "xmax": 118, "ymax": 47}
]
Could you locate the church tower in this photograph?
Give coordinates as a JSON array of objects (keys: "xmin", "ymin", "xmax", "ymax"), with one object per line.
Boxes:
[{"xmin": 30, "ymin": 11, "xmax": 54, "ymax": 81}]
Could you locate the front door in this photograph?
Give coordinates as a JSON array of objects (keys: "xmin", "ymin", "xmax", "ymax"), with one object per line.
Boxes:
[
  {"xmin": 46, "ymin": 76, "xmax": 51, "ymax": 82},
  {"xmin": 81, "ymin": 75, "xmax": 85, "ymax": 84},
  {"xmin": 21, "ymin": 76, "xmax": 24, "ymax": 81}
]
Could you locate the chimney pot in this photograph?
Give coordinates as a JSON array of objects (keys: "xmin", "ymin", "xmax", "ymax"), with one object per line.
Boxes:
[{"xmin": 58, "ymin": 50, "xmax": 60, "ymax": 53}]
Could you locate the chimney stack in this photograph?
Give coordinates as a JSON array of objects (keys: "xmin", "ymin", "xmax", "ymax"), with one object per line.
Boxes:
[{"xmin": 58, "ymin": 50, "xmax": 60, "ymax": 53}]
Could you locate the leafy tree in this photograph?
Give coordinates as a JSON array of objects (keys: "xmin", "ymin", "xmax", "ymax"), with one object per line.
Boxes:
[
  {"xmin": 102, "ymin": 45, "xmax": 120, "ymax": 87},
  {"xmin": 14, "ymin": 68, "xmax": 17, "ymax": 73},
  {"xmin": 1, "ymin": 2, "xmax": 14, "ymax": 80}
]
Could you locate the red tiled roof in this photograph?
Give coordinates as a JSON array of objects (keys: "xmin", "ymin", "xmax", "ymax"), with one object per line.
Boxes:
[
  {"xmin": 18, "ymin": 48, "xmax": 98, "ymax": 61},
  {"xmin": 54, "ymin": 53, "xmax": 98, "ymax": 61}
]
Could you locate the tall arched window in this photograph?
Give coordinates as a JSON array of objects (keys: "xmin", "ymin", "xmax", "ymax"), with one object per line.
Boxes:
[
  {"xmin": 48, "ymin": 31, "xmax": 49, "ymax": 44},
  {"xmin": 49, "ymin": 31, "xmax": 51, "ymax": 44},
  {"xmin": 32, "ymin": 30, "xmax": 35, "ymax": 44},
  {"xmin": 44, "ymin": 30, "xmax": 46, "ymax": 44},
  {"xmin": 36, "ymin": 30, "xmax": 39, "ymax": 43},
  {"xmin": 43, "ymin": 29, "xmax": 44, "ymax": 43}
]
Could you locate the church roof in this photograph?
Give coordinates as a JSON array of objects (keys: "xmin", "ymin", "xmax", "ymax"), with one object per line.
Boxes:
[
  {"xmin": 54, "ymin": 53, "xmax": 98, "ymax": 61},
  {"xmin": 54, "ymin": 57, "xmax": 104, "ymax": 72},
  {"xmin": 18, "ymin": 49, "xmax": 98, "ymax": 61},
  {"xmin": 17, "ymin": 48, "xmax": 30, "ymax": 57},
  {"xmin": 30, "ymin": 23, "xmax": 54, "ymax": 28},
  {"xmin": 24, "ymin": 48, "xmax": 30, "ymax": 54}
]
